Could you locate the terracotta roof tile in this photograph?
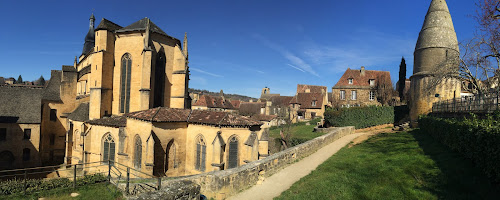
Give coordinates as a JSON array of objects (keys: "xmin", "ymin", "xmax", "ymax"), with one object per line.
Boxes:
[
  {"xmin": 334, "ymin": 68, "xmax": 391, "ymax": 88},
  {"xmin": 192, "ymin": 95, "xmax": 235, "ymax": 109},
  {"xmin": 290, "ymin": 93, "xmax": 324, "ymax": 109},
  {"xmin": 86, "ymin": 115, "xmax": 127, "ymax": 127},
  {"xmin": 238, "ymin": 102, "xmax": 265, "ymax": 116},
  {"xmin": 297, "ymin": 84, "xmax": 327, "ymax": 94}
]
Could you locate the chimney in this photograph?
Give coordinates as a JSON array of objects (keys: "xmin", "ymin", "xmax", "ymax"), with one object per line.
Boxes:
[{"xmin": 361, "ymin": 66, "xmax": 366, "ymax": 76}]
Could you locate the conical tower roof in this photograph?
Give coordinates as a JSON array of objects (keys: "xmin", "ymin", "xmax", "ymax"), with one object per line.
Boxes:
[{"xmin": 415, "ymin": 0, "xmax": 458, "ymax": 52}]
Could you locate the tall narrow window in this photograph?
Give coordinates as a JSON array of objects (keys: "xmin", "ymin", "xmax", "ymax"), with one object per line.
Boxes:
[
  {"xmin": 22, "ymin": 148, "xmax": 30, "ymax": 161},
  {"xmin": 166, "ymin": 140, "xmax": 177, "ymax": 172},
  {"xmin": 102, "ymin": 133, "xmax": 116, "ymax": 164},
  {"xmin": 153, "ymin": 51, "xmax": 166, "ymax": 108},
  {"xmin": 369, "ymin": 91, "xmax": 375, "ymax": 101},
  {"xmin": 0, "ymin": 128, "xmax": 6, "ymax": 141},
  {"xmin": 50, "ymin": 109, "xmax": 57, "ymax": 121},
  {"xmin": 195, "ymin": 135, "xmax": 206, "ymax": 171},
  {"xmin": 340, "ymin": 90, "xmax": 346, "ymax": 100},
  {"xmin": 134, "ymin": 135, "xmax": 142, "ymax": 170},
  {"xmin": 120, "ymin": 53, "xmax": 132, "ymax": 113},
  {"xmin": 23, "ymin": 129, "xmax": 31, "ymax": 140},
  {"xmin": 227, "ymin": 136, "xmax": 239, "ymax": 169},
  {"xmin": 351, "ymin": 91, "xmax": 357, "ymax": 100}
]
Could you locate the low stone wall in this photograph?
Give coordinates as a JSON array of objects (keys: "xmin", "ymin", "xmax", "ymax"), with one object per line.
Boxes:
[
  {"xmin": 157, "ymin": 126, "xmax": 354, "ymax": 199},
  {"xmin": 130, "ymin": 180, "xmax": 200, "ymax": 200}
]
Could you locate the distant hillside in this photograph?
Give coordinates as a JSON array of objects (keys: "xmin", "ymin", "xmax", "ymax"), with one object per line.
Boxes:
[{"xmin": 189, "ymin": 88, "xmax": 257, "ymax": 102}]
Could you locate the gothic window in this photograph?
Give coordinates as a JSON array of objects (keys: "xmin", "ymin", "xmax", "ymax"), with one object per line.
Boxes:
[
  {"xmin": 195, "ymin": 135, "xmax": 206, "ymax": 171},
  {"xmin": 166, "ymin": 140, "xmax": 177, "ymax": 172},
  {"xmin": 134, "ymin": 135, "xmax": 142, "ymax": 170},
  {"xmin": 102, "ymin": 133, "xmax": 116, "ymax": 164},
  {"xmin": 22, "ymin": 148, "xmax": 30, "ymax": 161},
  {"xmin": 153, "ymin": 51, "xmax": 166, "ymax": 108},
  {"xmin": 120, "ymin": 53, "xmax": 132, "ymax": 113},
  {"xmin": 227, "ymin": 136, "xmax": 239, "ymax": 169}
]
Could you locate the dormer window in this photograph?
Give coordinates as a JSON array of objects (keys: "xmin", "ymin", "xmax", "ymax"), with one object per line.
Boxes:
[
  {"xmin": 369, "ymin": 79, "xmax": 375, "ymax": 86},
  {"xmin": 312, "ymin": 100, "xmax": 317, "ymax": 106},
  {"xmin": 348, "ymin": 78, "xmax": 353, "ymax": 84}
]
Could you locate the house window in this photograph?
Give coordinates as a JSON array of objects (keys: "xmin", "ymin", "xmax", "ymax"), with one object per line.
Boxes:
[
  {"xmin": 370, "ymin": 91, "xmax": 375, "ymax": 101},
  {"xmin": 102, "ymin": 133, "xmax": 116, "ymax": 164},
  {"xmin": 120, "ymin": 53, "xmax": 132, "ymax": 113},
  {"xmin": 50, "ymin": 109, "xmax": 57, "ymax": 121},
  {"xmin": 227, "ymin": 136, "xmax": 239, "ymax": 169},
  {"xmin": 340, "ymin": 90, "xmax": 346, "ymax": 100},
  {"xmin": 50, "ymin": 134, "xmax": 55, "ymax": 145},
  {"xmin": 22, "ymin": 148, "xmax": 30, "ymax": 161},
  {"xmin": 195, "ymin": 135, "xmax": 206, "ymax": 171},
  {"xmin": 369, "ymin": 79, "xmax": 375, "ymax": 86},
  {"xmin": 24, "ymin": 129, "xmax": 31, "ymax": 140},
  {"xmin": 348, "ymin": 78, "xmax": 353, "ymax": 84},
  {"xmin": 351, "ymin": 91, "xmax": 357, "ymax": 100},
  {"xmin": 134, "ymin": 135, "xmax": 142, "ymax": 170},
  {"xmin": 0, "ymin": 128, "xmax": 6, "ymax": 141},
  {"xmin": 312, "ymin": 100, "xmax": 317, "ymax": 107}
]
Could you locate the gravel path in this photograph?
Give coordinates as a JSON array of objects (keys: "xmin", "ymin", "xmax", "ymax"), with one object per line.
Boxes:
[{"xmin": 228, "ymin": 130, "xmax": 378, "ymax": 200}]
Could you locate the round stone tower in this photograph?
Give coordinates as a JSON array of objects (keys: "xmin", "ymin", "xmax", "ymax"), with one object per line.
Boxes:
[{"xmin": 409, "ymin": 0, "xmax": 461, "ymax": 126}]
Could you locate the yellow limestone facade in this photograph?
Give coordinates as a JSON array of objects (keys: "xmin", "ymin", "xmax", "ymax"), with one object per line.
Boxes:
[{"xmin": 29, "ymin": 14, "xmax": 267, "ymax": 177}]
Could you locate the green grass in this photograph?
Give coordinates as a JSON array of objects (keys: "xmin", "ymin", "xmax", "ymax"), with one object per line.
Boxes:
[
  {"xmin": 269, "ymin": 118, "xmax": 323, "ymax": 141},
  {"xmin": 0, "ymin": 182, "xmax": 123, "ymax": 200},
  {"xmin": 275, "ymin": 130, "xmax": 500, "ymax": 200}
]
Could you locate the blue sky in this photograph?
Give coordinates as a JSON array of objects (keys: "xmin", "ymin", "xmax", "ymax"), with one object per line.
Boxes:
[{"xmin": 0, "ymin": 0, "xmax": 477, "ymax": 98}]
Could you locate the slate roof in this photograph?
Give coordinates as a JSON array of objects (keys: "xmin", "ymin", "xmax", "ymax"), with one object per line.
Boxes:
[
  {"xmin": 116, "ymin": 18, "xmax": 176, "ymax": 39},
  {"xmin": 68, "ymin": 103, "xmax": 89, "ymax": 122},
  {"xmin": 62, "ymin": 65, "xmax": 76, "ymax": 72},
  {"xmin": 0, "ymin": 86, "xmax": 43, "ymax": 123},
  {"xmin": 42, "ymin": 70, "xmax": 62, "ymax": 102},
  {"xmin": 126, "ymin": 108, "xmax": 261, "ymax": 127},
  {"xmin": 333, "ymin": 68, "xmax": 391, "ymax": 89},
  {"xmin": 86, "ymin": 115, "xmax": 127, "ymax": 127},
  {"xmin": 95, "ymin": 18, "xmax": 123, "ymax": 32},
  {"xmin": 244, "ymin": 132, "xmax": 257, "ymax": 146},
  {"xmin": 238, "ymin": 102, "xmax": 265, "ymax": 116},
  {"xmin": 192, "ymin": 95, "xmax": 235, "ymax": 110},
  {"xmin": 290, "ymin": 93, "xmax": 324, "ymax": 109},
  {"xmin": 269, "ymin": 96, "xmax": 293, "ymax": 107},
  {"xmin": 296, "ymin": 84, "xmax": 327, "ymax": 94}
]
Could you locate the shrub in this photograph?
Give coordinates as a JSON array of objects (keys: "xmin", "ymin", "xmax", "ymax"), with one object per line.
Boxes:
[
  {"xmin": 419, "ymin": 115, "xmax": 500, "ymax": 182},
  {"xmin": 0, "ymin": 173, "xmax": 107, "ymax": 195},
  {"xmin": 325, "ymin": 106, "xmax": 394, "ymax": 129}
]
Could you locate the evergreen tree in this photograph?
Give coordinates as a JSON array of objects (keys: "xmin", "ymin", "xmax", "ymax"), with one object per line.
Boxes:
[
  {"xmin": 37, "ymin": 76, "xmax": 46, "ymax": 86},
  {"xmin": 398, "ymin": 57, "xmax": 406, "ymax": 101},
  {"xmin": 16, "ymin": 75, "xmax": 23, "ymax": 84}
]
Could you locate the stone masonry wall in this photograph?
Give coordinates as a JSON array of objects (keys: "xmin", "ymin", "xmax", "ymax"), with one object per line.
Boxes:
[{"xmin": 142, "ymin": 126, "xmax": 354, "ymax": 199}]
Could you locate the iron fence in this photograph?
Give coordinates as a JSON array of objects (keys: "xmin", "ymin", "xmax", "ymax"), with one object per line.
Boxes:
[{"xmin": 432, "ymin": 92, "xmax": 500, "ymax": 113}]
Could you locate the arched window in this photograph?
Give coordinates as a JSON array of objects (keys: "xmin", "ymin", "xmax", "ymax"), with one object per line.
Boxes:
[
  {"xmin": 102, "ymin": 133, "xmax": 116, "ymax": 164},
  {"xmin": 120, "ymin": 53, "xmax": 132, "ymax": 113},
  {"xmin": 0, "ymin": 151, "xmax": 15, "ymax": 169},
  {"xmin": 134, "ymin": 135, "xmax": 142, "ymax": 170},
  {"xmin": 227, "ymin": 136, "xmax": 239, "ymax": 169},
  {"xmin": 165, "ymin": 140, "xmax": 177, "ymax": 172},
  {"xmin": 22, "ymin": 148, "xmax": 30, "ymax": 161},
  {"xmin": 195, "ymin": 135, "xmax": 206, "ymax": 171},
  {"xmin": 153, "ymin": 51, "xmax": 166, "ymax": 108}
]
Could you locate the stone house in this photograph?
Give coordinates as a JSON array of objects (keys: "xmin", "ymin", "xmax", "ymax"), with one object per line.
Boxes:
[
  {"xmin": 332, "ymin": 67, "xmax": 391, "ymax": 108},
  {"xmin": 191, "ymin": 94, "xmax": 237, "ymax": 112},
  {"xmin": 289, "ymin": 84, "xmax": 328, "ymax": 122},
  {"xmin": 0, "ymin": 87, "xmax": 43, "ymax": 170}
]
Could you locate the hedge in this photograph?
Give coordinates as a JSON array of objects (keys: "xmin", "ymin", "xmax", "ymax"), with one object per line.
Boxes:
[
  {"xmin": 0, "ymin": 173, "xmax": 107, "ymax": 195},
  {"xmin": 324, "ymin": 106, "xmax": 394, "ymax": 129},
  {"xmin": 419, "ymin": 114, "xmax": 500, "ymax": 182}
]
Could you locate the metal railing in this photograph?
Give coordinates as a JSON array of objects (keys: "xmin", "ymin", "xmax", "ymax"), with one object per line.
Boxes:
[
  {"xmin": 0, "ymin": 160, "xmax": 162, "ymax": 196},
  {"xmin": 432, "ymin": 92, "xmax": 500, "ymax": 113}
]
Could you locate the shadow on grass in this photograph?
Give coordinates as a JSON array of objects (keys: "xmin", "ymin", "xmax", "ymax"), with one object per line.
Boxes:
[{"xmin": 409, "ymin": 129, "xmax": 500, "ymax": 199}]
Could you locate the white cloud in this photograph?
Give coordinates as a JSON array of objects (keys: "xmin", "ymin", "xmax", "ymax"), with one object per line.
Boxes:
[{"xmin": 190, "ymin": 67, "xmax": 223, "ymax": 78}]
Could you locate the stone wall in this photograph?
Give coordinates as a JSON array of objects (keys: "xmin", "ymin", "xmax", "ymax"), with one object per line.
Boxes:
[{"xmin": 150, "ymin": 126, "xmax": 354, "ymax": 199}]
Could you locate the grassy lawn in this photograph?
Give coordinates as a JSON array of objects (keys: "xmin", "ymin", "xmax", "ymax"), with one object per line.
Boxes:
[
  {"xmin": 276, "ymin": 130, "xmax": 500, "ymax": 200},
  {"xmin": 0, "ymin": 182, "xmax": 123, "ymax": 200},
  {"xmin": 269, "ymin": 118, "xmax": 323, "ymax": 141}
]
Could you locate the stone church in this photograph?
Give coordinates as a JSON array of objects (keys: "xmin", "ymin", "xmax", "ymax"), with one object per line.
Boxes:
[{"xmin": 0, "ymin": 14, "xmax": 267, "ymax": 177}]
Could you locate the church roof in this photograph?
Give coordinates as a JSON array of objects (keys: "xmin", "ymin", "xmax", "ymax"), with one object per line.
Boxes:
[
  {"xmin": 0, "ymin": 86, "xmax": 43, "ymax": 124},
  {"xmin": 95, "ymin": 18, "xmax": 123, "ymax": 32},
  {"xmin": 117, "ymin": 18, "xmax": 167, "ymax": 36},
  {"xmin": 126, "ymin": 107, "xmax": 262, "ymax": 127},
  {"xmin": 68, "ymin": 102, "xmax": 89, "ymax": 122}
]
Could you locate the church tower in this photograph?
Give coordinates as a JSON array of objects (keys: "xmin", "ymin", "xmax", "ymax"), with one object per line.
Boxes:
[
  {"xmin": 82, "ymin": 13, "xmax": 95, "ymax": 55},
  {"xmin": 409, "ymin": 0, "xmax": 461, "ymax": 126}
]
